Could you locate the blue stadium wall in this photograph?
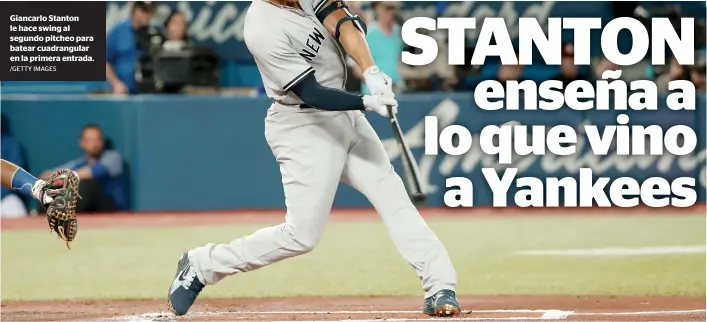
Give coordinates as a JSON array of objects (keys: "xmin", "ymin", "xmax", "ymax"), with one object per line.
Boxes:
[{"xmin": 2, "ymin": 93, "xmax": 705, "ymax": 211}]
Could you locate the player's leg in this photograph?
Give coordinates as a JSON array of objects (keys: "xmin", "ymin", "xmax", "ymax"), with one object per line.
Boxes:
[
  {"xmin": 1, "ymin": 159, "xmax": 51, "ymax": 204},
  {"xmin": 168, "ymin": 110, "xmax": 353, "ymax": 316},
  {"xmin": 340, "ymin": 113, "xmax": 460, "ymax": 316}
]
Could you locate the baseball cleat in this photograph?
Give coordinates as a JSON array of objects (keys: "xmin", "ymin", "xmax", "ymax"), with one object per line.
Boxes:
[
  {"xmin": 167, "ymin": 252, "xmax": 205, "ymax": 316},
  {"xmin": 423, "ymin": 289, "xmax": 461, "ymax": 317}
]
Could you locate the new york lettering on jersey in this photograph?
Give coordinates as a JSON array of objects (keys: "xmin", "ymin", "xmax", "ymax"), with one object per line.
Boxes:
[
  {"xmin": 284, "ymin": 0, "xmax": 346, "ymax": 91},
  {"xmin": 244, "ymin": 0, "xmax": 346, "ymax": 105},
  {"xmin": 299, "ymin": 27, "xmax": 326, "ymax": 62}
]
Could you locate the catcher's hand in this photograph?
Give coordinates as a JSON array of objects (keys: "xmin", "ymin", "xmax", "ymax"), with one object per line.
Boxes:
[{"xmin": 42, "ymin": 169, "xmax": 80, "ymax": 249}]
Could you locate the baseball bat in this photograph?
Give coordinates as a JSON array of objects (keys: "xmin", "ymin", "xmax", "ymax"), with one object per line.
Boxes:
[{"xmin": 387, "ymin": 106, "xmax": 428, "ymax": 205}]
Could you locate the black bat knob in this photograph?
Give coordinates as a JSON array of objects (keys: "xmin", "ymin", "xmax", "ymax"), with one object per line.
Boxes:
[{"xmin": 411, "ymin": 192, "xmax": 428, "ymax": 205}]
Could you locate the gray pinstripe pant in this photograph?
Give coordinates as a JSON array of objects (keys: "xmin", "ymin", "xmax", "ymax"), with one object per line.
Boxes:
[{"xmin": 189, "ymin": 107, "xmax": 457, "ymax": 298}]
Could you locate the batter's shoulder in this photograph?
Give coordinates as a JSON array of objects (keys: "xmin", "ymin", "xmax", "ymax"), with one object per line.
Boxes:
[
  {"xmin": 244, "ymin": 3, "xmax": 291, "ymax": 53},
  {"xmin": 298, "ymin": 0, "xmax": 330, "ymax": 17}
]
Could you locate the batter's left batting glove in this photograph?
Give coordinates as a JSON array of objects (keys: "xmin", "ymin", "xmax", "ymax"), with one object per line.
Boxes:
[
  {"xmin": 363, "ymin": 65, "xmax": 394, "ymax": 95},
  {"xmin": 363, "ymin": 93, "xmax": 398, "ymax": 118}
]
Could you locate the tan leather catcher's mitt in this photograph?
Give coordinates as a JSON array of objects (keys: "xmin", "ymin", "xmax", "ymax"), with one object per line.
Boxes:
[{"xmin": 43, "ymin": 169, "xmax": 80, "ymax": 249}]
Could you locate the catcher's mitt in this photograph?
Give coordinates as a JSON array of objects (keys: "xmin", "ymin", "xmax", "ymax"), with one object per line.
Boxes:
[{"xmin": 43, "ymin": 169, "xmax": 80, "ymax": 249}]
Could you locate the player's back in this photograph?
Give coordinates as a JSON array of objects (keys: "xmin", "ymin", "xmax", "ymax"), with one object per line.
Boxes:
[{"xmin": 244, "ymin": 0, "xmax": 347, "ymax": 111}]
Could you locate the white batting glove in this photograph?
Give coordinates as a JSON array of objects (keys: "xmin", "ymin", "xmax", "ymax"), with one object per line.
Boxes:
[
  {"xmin": 30, "ymin": 179, "xmax": 48, "ymax": 205},
  {"xmin": 363, "ymin": 65, "xmax": 394, "ymax": 95},
  {"xmin": 363, "ymin": 93, "xmax": 398, "ymax": 118}
]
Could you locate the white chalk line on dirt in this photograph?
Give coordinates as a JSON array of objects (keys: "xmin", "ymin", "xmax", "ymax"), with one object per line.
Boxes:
[
  {"xmin": 575, "ymin": 309, "xmax": 706, "ymax": 316},
  {"xmin": 269, "ymin": 319, "xmax": 549, "ymax": 322},
  {"xmin": 98, "ymin": 310, "xmax": 556, "ymax": 322},
  {"xmin": 217, "ymin": 310, "xmax": 554, "ymax": 314},
  {"xmin": 99, "ymin": 309, "xmax": 706, "ymax": 322}
]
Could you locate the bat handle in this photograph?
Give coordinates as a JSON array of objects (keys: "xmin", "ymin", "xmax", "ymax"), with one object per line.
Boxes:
[{"xmin": 386, "ymin": 105, "xmax": 395, "ymax": 120}]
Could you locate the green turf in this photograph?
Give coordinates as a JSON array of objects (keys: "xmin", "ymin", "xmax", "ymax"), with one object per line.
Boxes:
[{"xmin": 2, "ymin": 214, "xmax": 704, "ymax": 301}]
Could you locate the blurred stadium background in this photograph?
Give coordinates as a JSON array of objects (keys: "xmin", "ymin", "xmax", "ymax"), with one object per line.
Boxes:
[{"xmin": 0, "ymin": 1, "xmax": 705, "ymax": 321}]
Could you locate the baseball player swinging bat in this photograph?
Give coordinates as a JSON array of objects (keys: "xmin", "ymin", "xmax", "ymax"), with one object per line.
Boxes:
[
  {"xmin": 168, "ymin": 0, "xmax": 460, "ymax": 318},
  {"xmin": 387, "ymin": 106, "xmax": 427, "ymax": 205}
]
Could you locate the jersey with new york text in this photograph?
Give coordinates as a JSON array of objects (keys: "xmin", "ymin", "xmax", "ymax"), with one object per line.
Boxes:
[{"xmin": 244, "ymin": 0, "xmax": 347, "ymax": 107}]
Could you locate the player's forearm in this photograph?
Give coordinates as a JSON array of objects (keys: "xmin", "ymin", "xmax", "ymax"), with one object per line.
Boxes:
[
  {"xmin": 351, "ymin": 61, "xmax": 364, "ymax": 80},
  {"xmin": 1, "ymin": 159, "xmax": 20, "ymax": 188},
  {"xmin": 292, "ymin": 74, "xmax": 365, "ymax": 111},
  {"xmin": 1, "ymin": 159, "xmax": 46, "ymax": 201},
  {"xmin": 338, "ymin": 24, "xmax": 375, "ymax": 71},
  {"xmin": 320, "ymin": 4, "xmax": 374, "ymax": 71},
  {"xmin": 320, "ymin": 6, "xmax": 392, "ymax": 95}
]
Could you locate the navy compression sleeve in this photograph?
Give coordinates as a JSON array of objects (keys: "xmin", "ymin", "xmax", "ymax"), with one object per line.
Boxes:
[{"xmin": 290, "ymin": 73, "xmax": 366, "ymax": 111}]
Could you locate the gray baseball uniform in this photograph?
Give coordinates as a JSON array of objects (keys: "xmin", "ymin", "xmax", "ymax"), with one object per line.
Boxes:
[{"xmin": 189, "ymin": 0, "xmax": 457, "ymax": 298}]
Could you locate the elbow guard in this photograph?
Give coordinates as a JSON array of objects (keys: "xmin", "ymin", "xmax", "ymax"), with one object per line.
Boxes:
[
  {"xmin": 316, "ymin": 1, "xmax": 367, "ymax": 40},
  {"xmin": 335, "ymin": 15, "xmax": 367, "ymax": 40}
]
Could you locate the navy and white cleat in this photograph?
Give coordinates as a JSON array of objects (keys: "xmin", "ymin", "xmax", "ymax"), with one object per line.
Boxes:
[
  {"xmin": 422, "ymin": 289, "xmax": 462, "ymax": 317},
  {"xmin": 167, "ymin": 252, "xmax": 205, "ymax": 316}
]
